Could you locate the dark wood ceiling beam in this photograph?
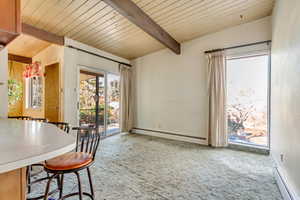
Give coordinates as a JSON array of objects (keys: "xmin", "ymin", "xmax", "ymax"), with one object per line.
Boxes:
[
  {"xmin": 21, "ymin": 23, "xmax": 64, "ymax": 45},
  {"xmin": 8, "ymin": 53, "xmax": 32, "ymax": 64},
  {"xmin": 102, "ymin": 0, "xmax": 181, "ymax": 54}
]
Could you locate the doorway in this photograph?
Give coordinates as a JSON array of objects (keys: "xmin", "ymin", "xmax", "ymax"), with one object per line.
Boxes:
[
  {"xmin": 79, "ymin": 70, "xmax": 120, "ymax": 137},
  {"xmin": 226, "ymin": 54, "xmax": 270, "ymax": 148},
  {"xmin": 45, "ymin": 63, "xmax": 60, "ymax": 122}
]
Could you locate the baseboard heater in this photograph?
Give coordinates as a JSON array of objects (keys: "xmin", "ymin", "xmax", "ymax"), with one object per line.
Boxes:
[
  {"xmin": 274, "ymin": 167, "xmax": 294, "ymax": 200},
  {"xmin": 132, "ymin": 127, "xmax": 207, "ymax": 140}
]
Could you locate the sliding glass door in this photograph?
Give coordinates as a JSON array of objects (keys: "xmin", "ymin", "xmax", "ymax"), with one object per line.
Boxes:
[
  {"xmin": 106, "ymin": 73, "xmax": 121, "ymax": 135},
  {"xmin": 79, "ymin": 70, "xmax": 120, "ymax": 137},
  {"xmin": 226, "ymin": 54, "xmax": 270, "ymax": 148}
]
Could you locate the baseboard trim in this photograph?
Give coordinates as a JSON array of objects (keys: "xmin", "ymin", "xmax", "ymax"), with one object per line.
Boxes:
[
  {"xmin": 274, "ymin": 167, "xmax": 299, "ymax": 200},
  {"xmin": 132, "ymin": 128, "xmax": 208, "ymax": 145}
]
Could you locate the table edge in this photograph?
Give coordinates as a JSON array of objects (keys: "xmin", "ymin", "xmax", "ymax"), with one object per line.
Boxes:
[{"xmin": 0, "ymin": 142, "xmax": 76, "ymax": 174}]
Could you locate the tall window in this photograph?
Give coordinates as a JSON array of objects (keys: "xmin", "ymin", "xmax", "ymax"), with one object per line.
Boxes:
[
  {"xmin": 226, "ymin": 54, "xmax": 270, "ymax": 148},
  {"xmin": 26, "ymin": 77, "xmax": 42, "ymax": 109}
]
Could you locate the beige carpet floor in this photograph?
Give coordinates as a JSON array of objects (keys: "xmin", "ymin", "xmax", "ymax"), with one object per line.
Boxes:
[{"xmin": 29, "ymin": 133, "xmax": 282, "ymax": 200}]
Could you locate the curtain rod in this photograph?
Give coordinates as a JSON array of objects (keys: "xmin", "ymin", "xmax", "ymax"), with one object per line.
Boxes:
[
  {"xmin": 66, "ymin": 45, "xmax": 132, "ymax": 67},
  {"xmin": 204, "ymin": 40, "xmax": 271, "ymax": 54}
]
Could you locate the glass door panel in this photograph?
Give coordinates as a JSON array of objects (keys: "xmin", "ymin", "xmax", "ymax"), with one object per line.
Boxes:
[
  {"xmin": 106, "ymin": 73, "xmax": 120, "ymax": 136},
  {"xmin": 79, "ymin": 70, "xmax": 121, "ymax": 137},
  {"xmin": 79, "ymin": 73, "xmax": 97, "ymax": 128},
  {"xmin": 97, "ymin": 75, "xmax": 105, "ymax": 136},
  {"xmin": 226, "ymin": 55, "xmax": 269, "ymax": 148}
]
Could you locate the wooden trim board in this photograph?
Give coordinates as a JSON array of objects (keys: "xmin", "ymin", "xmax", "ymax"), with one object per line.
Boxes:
[
  {"xmin": 8, "ymin": 54, "xmax": 32, "ymax": 64},
  {"xmin": 22, "ymin": 23, "xmax": 64, "ymax": 45},
  {"xmin": 102, "ymin": 0, "xmax": 181, "ymax": 54}
]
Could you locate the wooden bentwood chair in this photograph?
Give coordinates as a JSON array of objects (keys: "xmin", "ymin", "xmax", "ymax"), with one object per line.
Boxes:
[
  {"xmin": 49, "ymin": 122, "xmax": 70, "ymax": 133},
  {"xmin": 8, "ymin": 116, "xmax": 32, "ymax": 120},
  {"xmin": 43, "ymin": 127, "xmax": 100, "ymax": 200},
  {"xmin": 31, "ymin": 118, "xmax": 49, "ymax": 123}
]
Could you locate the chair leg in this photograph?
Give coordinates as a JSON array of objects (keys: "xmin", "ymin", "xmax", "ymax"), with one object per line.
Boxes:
[
  {"xmin": 43, "ymin": 174, "xmax": 58, "ymax": 200},
  {"xmin": 59, "ymin": 174, "xmax": 64, "ymax": 198},
  {"xmin": 74, "ymin": 171, "xmax": 83, "ymax": 200},
  {"xmin": 87, "ymin": 167, "xmax": 95, "ymax": 198},
  {"xmin": 56, "ymin": 175, "xmax": 61, "ymax": 197},
  {"xmin": 27, "ymin": 166, "xmax": 31, "ymax": 193}
]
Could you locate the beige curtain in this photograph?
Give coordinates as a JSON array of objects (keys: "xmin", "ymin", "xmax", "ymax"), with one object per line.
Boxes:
[
  {"xmin": 207, "ymin": 51, "xmax": 227, "ymax": 147},
  {"xmin": 119, "ymin": 64, "xmax": 133, "ymax": 132}
]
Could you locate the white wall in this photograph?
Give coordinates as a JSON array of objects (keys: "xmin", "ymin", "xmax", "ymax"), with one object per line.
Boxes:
[
  {"xmin": 23, "ymin": 44, "xmax": 64, "ymax": 119},
  {"xmin": 271, "ymin": 0, "xmax": 300, "ymax": 199},
  {"xmin": 132, "ymin": 17, "xmax": 272, "ymax": 144},
  {"xmin": 0, "ymin": 48, "xmax": 8, "ymax": 117},
  {"xmin": 63, "ymin": 38, "xmax": 130, "ymax": 126}
]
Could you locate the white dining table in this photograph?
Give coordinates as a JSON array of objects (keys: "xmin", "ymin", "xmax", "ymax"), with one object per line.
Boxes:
[{"xmin": 0, "ymin": 119, "xmax": 76, "ymax": 200}]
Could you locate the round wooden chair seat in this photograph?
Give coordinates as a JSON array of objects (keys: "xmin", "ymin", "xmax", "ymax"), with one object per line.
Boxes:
[{"xmin": 45, "ymin": 152, "xmax": 93, "ymax": 171}]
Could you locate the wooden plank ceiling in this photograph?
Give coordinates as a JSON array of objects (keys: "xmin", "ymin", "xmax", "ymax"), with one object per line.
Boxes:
[
  {"xmin": 21, "ymin": 0, "xmax": 275, "ymax": 59},
  {"xmin": 7, "ymin": 34, "xmax": 51, "ymax": 57}
]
